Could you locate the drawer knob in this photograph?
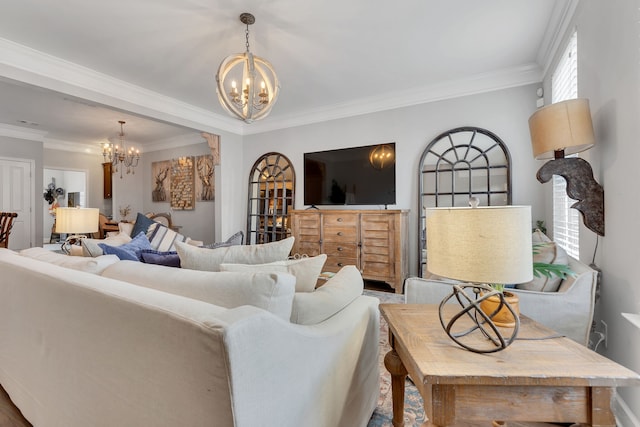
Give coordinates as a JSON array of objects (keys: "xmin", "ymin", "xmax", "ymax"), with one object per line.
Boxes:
[
  {"xmin": 337, "ymin": 262, "xmax": 344, "ymax": 267},
  {"xmin": 337, "ymin": 231, "xmax": 343, "ymax": 236},
  {"xmin": 337, "ymin": 217, "xmax": 343, "ymax": 222},
  {"xmin": 337, "ymin": 247, "xmax": 343, "ymax": 251}
]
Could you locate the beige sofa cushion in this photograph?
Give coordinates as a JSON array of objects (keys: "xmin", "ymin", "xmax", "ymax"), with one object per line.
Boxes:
[
  {"xmin": 101, "ymin": 261, "xmax": 296, "ymax": 320},
  {"xmin": 175, "ymin": 237, "xmax": 294, "ymax": 272},
  {"xmin": 220, "ymin": 254, "xmax": 327, "ymax": 293},
  {"xmin": 20, "ymin": 247, "xmax": 120, "ymax": 274},
  {"xmin": 290, "ymin": 265, "xmax": 365, "ymax": 325},
  {"xmin": 517, "ymin": 230, "xmax": 569, "ymax": 292}
]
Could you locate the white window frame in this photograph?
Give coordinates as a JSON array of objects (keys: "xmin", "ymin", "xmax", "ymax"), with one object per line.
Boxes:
[{"xmin": 550, "ymin": 30, "xmax": 579, "ymax": 259}]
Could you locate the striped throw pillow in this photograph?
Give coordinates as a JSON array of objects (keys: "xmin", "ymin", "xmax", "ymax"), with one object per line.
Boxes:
[{"xmin": 146, "ymin": 222, "xmax": 188, "ymax": 252}]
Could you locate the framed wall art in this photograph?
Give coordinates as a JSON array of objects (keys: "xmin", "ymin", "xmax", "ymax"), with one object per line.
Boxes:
[
  {"xmin": 170, "ymin": 156, "xmax": 195, "ymax": 210},
  {"xmin": 151, "ymin": 160, "xmax": 171, "ymax": 202},
  {"xmin": 196, "ymin": 154, "xmax": 215, "ymax": 202}
]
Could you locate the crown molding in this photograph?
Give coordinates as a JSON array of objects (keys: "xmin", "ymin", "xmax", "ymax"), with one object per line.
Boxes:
[
  {"xmin": 1, "ymin": 36, "xmax": 546, "ymax": 139},
  {"xmin": 0, "ymin": 38, "xmax": 243, "ymax": 135},
  {"xmin": 143, "ymin": 132, "xmax": 207, "ymax": 153},
  {"xmin": 42, "ymin": 132, "xmax": 206, "ymax": 155},
  {"xmin": 0, "ymin": 123, "xmax": 47, "ymax": 140},
  {"xmin": 536, "ymin": 0, "xmax": 579, "ymax": 78},
  {"xmin": 244, "ymin": 63, "xmax": 543, "ymax": 135},
  {"xmin": 43, "ymin": 138, "xmax": 103, "ymax": 155}
]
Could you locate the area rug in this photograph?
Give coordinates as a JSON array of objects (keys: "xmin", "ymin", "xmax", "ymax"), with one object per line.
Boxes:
[{"xmin": 364, "ymin": 289, "xmax": 425, "ymax": 427}]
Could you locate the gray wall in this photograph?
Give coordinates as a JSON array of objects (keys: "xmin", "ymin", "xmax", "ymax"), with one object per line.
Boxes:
[
  {"xmin": 555, "ymin": 0, "xmax": 640, "ymax": 420},
  {"xmin": 142, "ymin": 142, "xmax": 216, "ymax": 244},
  {"xmin": 241, "ymin": 84, "xmax": 545, "ymax": 277}
]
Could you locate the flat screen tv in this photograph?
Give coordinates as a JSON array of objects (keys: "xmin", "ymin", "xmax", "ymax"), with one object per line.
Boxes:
[{"xmin": 304, "ymin": 143, "xmax": 396, "ymax": 206}]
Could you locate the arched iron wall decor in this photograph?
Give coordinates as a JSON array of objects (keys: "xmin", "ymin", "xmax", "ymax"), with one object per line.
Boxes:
[
  {"xmin": 246, "ymin": 152, "xmax": 295, "ymax": 244},
  {"xmin": 418, "ymin": 127, "xmax": 512, "ymax": 277}
]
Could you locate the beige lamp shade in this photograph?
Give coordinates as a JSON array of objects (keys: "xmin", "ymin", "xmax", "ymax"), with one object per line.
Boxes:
[
  {"xmin": 55, "ymin": 207, "xmax": 99, "ymax": 234},
  {"xmin": 425, "ymin": 206, "xmax": 533, "ymax": 285},
  {"xmin": 528, "ymin": 98, "xmax": 595, "ymax": 160}
]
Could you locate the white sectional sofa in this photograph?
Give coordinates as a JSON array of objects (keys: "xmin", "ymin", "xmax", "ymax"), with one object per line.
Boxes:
[{"xmin": 0, "ymin": 247, "xmax": 380, "ymax": 427}]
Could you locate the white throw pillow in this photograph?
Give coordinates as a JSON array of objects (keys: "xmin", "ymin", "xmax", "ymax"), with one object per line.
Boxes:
[
  {"xmin": 175, "ymin": 237, "xmax": 295, "ymax": 272},
  {"xmin": 220, "ymin": 254, "xmax": 327, "ymax": 292},
  {"xmin": 516, "ymin": 229, "xmax": 569, "ymax": 292},
  {"xmin": 118, "ymin": 222, "xmax": 134, "ymax": 236},
  {"xmin": 290, "ymin": 265, "xmax": 364, "ymax": 325},
  {"xmin": 101, "ymin": 261, "xmax": 296, "ymax": 321},
  {"xmin": 20, "ymin": 247, "xmax": 120, "ymax": 274},
  {"xmin": 81, "ymin": 233, "xmax": 132, "ymax": 257}
]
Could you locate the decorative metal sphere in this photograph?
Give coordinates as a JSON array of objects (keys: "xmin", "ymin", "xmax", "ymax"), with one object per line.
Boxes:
[{"xmin": 438, "ymin": 283, "xmax": 519, "ymax": 353}]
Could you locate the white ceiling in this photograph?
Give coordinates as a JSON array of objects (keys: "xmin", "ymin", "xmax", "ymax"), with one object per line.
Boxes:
[{"xmin": 0, "ymin": 0, "xmax": 573, "ymax": 151}]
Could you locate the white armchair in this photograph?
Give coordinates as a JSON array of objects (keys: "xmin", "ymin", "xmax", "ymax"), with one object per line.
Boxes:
[{"xmin": 404, "ymin": 256, "xmax": 598, "ymax": 346}]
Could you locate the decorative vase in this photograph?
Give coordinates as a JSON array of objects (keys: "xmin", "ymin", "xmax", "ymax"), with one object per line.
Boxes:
[{"xmin": 479, "ymin": 291, "xmax": 520, "ymax": 328}]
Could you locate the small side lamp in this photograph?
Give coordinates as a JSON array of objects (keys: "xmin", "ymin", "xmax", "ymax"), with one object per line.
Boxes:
[
  {"xmin": 528, "ymin": 98, "xmax": 604, "ymax": 236},
  {"xmin": 426, "ymin": 204, "xmax": 533, "ymax": 353},
  {"xmin": 55, "ymin": 207, "xmax": 99, "ymax": 254}
]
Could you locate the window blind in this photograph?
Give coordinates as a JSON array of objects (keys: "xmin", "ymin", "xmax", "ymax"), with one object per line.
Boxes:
[{"xmin": 550, "ymin": 31, "xmax": 579, "ymax": 258}]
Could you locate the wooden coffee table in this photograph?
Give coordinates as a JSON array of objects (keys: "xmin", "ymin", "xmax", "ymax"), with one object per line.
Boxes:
[{"xmin": 380, "ymin": 304, "xmax": 640, "ymax": 427}]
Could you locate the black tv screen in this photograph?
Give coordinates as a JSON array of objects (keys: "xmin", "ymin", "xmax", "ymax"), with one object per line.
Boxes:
[{"xmin": 304, "ymin": 143, "xmax": 396, "ymax": 206}]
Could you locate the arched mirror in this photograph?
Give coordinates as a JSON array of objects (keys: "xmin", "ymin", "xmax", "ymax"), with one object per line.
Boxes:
[
  {"xmin": 418, "ymin": 126, "xmax": 512, "ymax": 276},
  {"xmin": 246, "ymin": 152, "xmax": 295, "ymax": 244}
]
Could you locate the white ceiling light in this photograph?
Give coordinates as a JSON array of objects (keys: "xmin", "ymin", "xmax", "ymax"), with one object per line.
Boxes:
[{"xmin": 216, "ymin": 13, "xmax": 280, "ymax": 123}]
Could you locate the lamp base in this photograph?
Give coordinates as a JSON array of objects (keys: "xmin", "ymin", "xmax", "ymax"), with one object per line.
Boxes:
[
  {"xmin": 438, "ymin": 283, "xmax": 519, "ymax": 353},
  {"xmin": 60, "ymin": 234, "xmax": 88, "ymax": 255}
]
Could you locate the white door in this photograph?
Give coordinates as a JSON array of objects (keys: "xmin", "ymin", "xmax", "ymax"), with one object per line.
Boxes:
[{"xmin": 0, "ymin": 158, "xmax": 33, "ymax": 249}]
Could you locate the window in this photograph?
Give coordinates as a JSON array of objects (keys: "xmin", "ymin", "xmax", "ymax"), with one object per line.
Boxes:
[{"xmin": 550, "ymin": 31, "xmax": 579, "ymax": 258}]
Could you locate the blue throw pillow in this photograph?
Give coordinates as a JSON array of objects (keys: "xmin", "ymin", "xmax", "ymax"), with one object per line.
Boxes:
[
  {"xmin": 139, "ymin": 249, "xmax": 181, "ymax": 268},
  {"xmin": 130, "ymin": 213, "xmax": 157, "ymax": 239},
  {"xmin": 99, "ymin": 232, "xmax": 152, "ymax": 261}
]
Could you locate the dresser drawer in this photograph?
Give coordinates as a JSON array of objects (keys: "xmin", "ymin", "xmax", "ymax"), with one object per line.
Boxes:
[
  {"xmin": 323, "ymin": 242, "xmax": 358, "ymax": 258},
  {"xmin": 323, "ymin": 226, "xmax": 357, "ymax": 242},
  {"xmin": 322, "ymin": 213, "xmax": 358, "ymax": 227},
  {"xmin": 324, "ymin": 255, "xmax": 359, "ymax": 273}
]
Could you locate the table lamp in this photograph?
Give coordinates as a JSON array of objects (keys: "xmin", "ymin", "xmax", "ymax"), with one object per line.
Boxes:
[
  {"xmin": 55, "ymin": 207, "xmax": 99, "ymax": 254},
  {"xmin": 528, "ymin": 98, "xmax": 604, "ymax": 236},
  {"xmin": 425, "ymin": 204, "xmax": 532, "ymax": 352}
]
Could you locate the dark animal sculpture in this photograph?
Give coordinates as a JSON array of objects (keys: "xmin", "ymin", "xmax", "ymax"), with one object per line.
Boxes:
[{"xmin": 536, "ymin": 157, "xmax": 604, "ymax": 236}]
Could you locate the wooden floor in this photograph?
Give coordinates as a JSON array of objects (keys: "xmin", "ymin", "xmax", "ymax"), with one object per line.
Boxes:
[{"xmin": 0, "ymin": 385, "xmax": 29, "ymax": 427}]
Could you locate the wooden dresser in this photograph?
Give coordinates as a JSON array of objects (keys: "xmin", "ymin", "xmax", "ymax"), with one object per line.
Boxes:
[{"xmin": 289, "ymin": 209, "xmax": 409, "ymax": 293}]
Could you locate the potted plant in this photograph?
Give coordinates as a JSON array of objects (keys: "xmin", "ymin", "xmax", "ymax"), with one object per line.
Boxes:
[
  {"xmin": 479, "ymin": 284, "xmax": 521, "ymax": 328},
  {"xmin": 481, "ymin": 243, "xmax": 575, "ymax": 327}
]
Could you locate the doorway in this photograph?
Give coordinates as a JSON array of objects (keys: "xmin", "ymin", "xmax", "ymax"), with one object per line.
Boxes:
[
  {"xmin": 43, "ymin": 168, "xmax": 87, "ymax": 243},
  {"xmin": 0, "ymin": 157, "xmax": 34, "ymax": 250}
]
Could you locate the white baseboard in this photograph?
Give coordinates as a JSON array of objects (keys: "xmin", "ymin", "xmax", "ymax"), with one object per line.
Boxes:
[{"xmin": 615, "ymin": 394, "xmax": 640, "ymax": 427}]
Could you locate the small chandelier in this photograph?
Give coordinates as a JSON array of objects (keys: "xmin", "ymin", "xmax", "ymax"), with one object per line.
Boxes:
[
  {"xmin": 102, "ymin": 120, "xmax": 140, "ymax": 178},
  {"xmin": 216, "ymin": 13, "xmax": 280, "ymax": 123}
]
